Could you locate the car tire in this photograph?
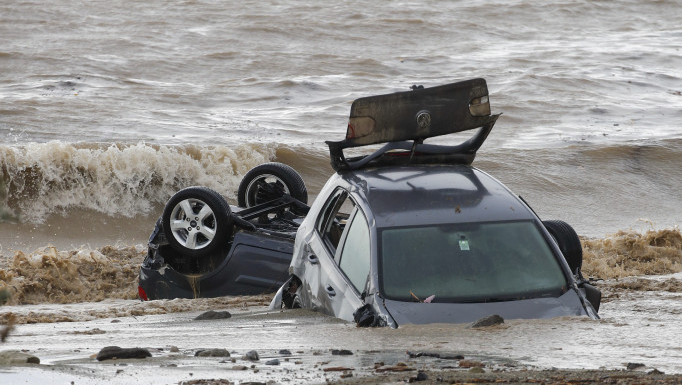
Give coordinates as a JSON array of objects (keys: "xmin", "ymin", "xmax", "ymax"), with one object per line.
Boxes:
[
  {"xmin": 237, "ymin": 162, "xmax": 308, "ymax": 207},
  {"xmin": 543, "ymin": 220, "xmax": 582, "ymax": 274},
  {"xmin": 162, "ymin": 186, "xmax": 233, "ymax": 257}
]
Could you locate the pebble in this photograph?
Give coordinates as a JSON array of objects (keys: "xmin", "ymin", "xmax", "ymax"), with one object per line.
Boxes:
[
  {"xmin": 278, "ymin": 349, "xmax": 292, "ymax": 356},
  {"xmin": 265, "ymin": 359, "xmax": 280, "ymax": 366},
  {"xmin": 408, "ymin": 371, "xmax": 429, "ymax": 382},
  {"xmin": 244, "ymin": 350, "xmax": 260, "ymax": 361},
  {"xmin": 331, "ymin": 349, "xmax": 353, "ymax": 356}
]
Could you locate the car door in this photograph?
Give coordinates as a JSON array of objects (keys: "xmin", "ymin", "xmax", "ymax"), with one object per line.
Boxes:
[
  {"xmin": 331, "ymin": 207, "xmax": 371, "ymax": 321},
  {"xmin": 305, "ymin": 188, "xmax": 369, "ymax": 321}
]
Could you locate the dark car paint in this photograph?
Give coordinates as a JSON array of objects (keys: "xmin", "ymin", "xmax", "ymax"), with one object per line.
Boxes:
[
  {"xmin": 140, "ymin": 230, "xmax": 292, "ymax": 300},
  {"xmin": 380, "ymin": 291, "xmax": 590, "ymax": 326},
  {"xmin": 340, "ymin": 165, "xmax": 535, "ymax": 228},
  {"xmin": 274, "ymin": 164, "xmax": 599, "ymax": 326}
]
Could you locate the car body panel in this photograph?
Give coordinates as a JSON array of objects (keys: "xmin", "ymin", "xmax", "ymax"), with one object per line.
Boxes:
[
  {"xmin": 344, "ymin": 165, "xmax": 535, "ymax": 228},
  {"xmin": 140, "ymin": 231, "xmax": 291, "ymax": 300},
  {"xmin": 381, "ymin": 291, "xmax": 589, "ymax": 326},
  {"xmin": 299, "ymin": 232, "xmax": 365, "ymax": 320}
]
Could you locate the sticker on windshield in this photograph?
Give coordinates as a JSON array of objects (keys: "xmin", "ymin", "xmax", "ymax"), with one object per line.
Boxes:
[{"xmin": 459, "ymin": 239, "xmax": 470, "ymax": 251}]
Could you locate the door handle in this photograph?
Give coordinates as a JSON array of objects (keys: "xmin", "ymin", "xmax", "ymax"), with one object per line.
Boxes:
[
  {"xmin": 325, "ymin": 285, "xmax": 336, "ymax": 297},
  {"xmin": 307, "ymin": 254, "xmax": 319, "ymax": 265}
]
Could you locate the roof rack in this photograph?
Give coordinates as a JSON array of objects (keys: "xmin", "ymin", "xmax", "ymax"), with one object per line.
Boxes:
[{"xmin": 326, "ymin": 78, "xmax": 500, "ymax": 171}]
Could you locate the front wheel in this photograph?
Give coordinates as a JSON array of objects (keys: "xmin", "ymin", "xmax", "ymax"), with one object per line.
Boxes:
[
  {"xmin": 162, "ymin": 186, "xmax": 233, "ymax": 258},
  {"xmin": 543, "ymin": 220, "xmax": 582, "ymax": 274}
]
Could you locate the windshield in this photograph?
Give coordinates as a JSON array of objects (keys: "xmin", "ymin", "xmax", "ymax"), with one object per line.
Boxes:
[{"xmin": 379, "ymin": 221, "xmax": 568, "ymax": 303}]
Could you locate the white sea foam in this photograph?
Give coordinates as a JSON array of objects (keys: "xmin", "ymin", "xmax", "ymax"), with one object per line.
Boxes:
[{"xmin": 0, "ymin": 142, "xmax": 275, "ymax": 223}]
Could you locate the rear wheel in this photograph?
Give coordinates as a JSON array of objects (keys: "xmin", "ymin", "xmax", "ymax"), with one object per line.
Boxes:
[
  {"xmin": 238, "ymin": 162, "xmax": 308, "ymax": 207},
  {"xmin": 543, "ymin": 220, "xmax": 582, "ymax": 274},
  {"xmin": 162, "ymin": 187, "xmax": 233, "ymax": 258}
]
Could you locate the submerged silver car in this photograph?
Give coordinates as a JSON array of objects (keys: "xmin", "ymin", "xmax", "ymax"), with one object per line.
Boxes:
[{"xmin": 270, "ymin": 78, "xmax": 600, "ymax": 327}]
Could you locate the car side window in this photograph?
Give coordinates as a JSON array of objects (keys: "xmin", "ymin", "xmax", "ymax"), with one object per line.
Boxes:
[
  {"xmin": 337, "ymin": 209, "xmax": 371, "ymax": 294},
  {"xmin": 317, "ymin": 188, "xmax": 356, "ymax": 254}
]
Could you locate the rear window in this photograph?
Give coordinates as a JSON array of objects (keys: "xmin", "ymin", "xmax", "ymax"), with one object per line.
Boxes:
[{"xmin": 379, "ymin": 221, "xmax": 567, "ymax": 303}]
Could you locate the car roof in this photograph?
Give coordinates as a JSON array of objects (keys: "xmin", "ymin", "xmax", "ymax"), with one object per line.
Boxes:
[{"xmin": 339, "ymin": 164, "xmax": 535, "ymax": 229}]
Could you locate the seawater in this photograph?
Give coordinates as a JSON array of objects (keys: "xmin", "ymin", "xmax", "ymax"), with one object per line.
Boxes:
[
  {"xmin": 1, "ymin": 0, "xmax": 681, "ymax": 250},
  {"xmin": 0, "ymin": 1, "xmax": 680, "ymax": 279}
]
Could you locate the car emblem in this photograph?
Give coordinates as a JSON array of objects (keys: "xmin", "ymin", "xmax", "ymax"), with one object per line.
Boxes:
[{"xmin": 416, "ymin": 110, "xmax": 431, "ymax": 130}]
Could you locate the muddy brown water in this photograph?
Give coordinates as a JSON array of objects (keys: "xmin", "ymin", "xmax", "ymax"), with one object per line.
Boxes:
[
  {"xmin": 0, "ymin": 233, "xmax": 680, "ymax": 383},
  {"xmin": 0, "ymin": 279, "xmax": 681, "ymax": 384}
]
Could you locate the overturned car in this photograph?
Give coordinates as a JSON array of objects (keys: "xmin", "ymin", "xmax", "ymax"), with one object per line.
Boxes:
[
  {"xmin": 140, "ymin": 78, "xmax": 601, "ymax": 327},
  {"xmin": 138, "ymin": 162, "xmax": 309, "ymax": 300}
]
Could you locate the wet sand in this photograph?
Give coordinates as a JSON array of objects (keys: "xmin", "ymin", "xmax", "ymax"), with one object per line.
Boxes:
[{"xmin": 1, "ymin": 276, "xmax": 681, "ymax": 384}]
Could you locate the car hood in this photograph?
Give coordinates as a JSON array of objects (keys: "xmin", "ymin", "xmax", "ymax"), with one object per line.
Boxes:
[{"xmin": 380, "ymin": 290, "xmax": 591, "ymax": 326}]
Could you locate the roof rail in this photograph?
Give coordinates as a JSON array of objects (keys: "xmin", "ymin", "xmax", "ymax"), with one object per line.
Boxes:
[{"xmin": 326, "ymin": 78, "xmax": 500, "ymax": 171}]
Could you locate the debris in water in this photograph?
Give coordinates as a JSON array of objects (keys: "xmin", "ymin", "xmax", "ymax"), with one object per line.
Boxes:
[{"xmin": 407, "ymin": 351, "xmax": 464, "ymax": 360}]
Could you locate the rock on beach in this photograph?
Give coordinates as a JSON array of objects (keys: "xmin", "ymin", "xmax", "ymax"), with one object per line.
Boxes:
[
  {"xmin": 194, "ymin": 310, "xmax": 232, "ymax": 321},
  {"xmin": 0, "ymin": 351, "xmax": 40, "ymax": 365},
  {"xmin": 96, "ymin": 346, "xmax": 152, "ymax": 361},
  {"xmin": 195, "ymin": 348, "xmax": 231, "ymax": 357},
  {"xmin": 470, "ymin": 314, "xmax": 504, "ymax": 328}
]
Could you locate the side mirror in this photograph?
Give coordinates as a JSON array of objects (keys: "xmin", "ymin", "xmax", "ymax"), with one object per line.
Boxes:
[{"xmin": 579, "ymin": 282, "xmax": 601, "ymax": 313}]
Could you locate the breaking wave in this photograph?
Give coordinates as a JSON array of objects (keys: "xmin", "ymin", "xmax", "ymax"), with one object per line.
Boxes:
[
  {"xmin": 0, "ymin": 142, "xmax": 278, "ymax": 223},
  {"xmin": 582, "ymin": 228, "xmax": 682, "ymax": 279}
]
